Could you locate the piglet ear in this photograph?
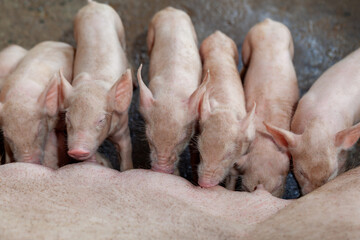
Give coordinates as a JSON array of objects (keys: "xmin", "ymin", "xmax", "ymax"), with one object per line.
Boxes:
[
  {"xmin": 264, "ymin": 122, "xmax": 300, "ymax": 149},
  {"xmin": 137, "ymin": 64, "xmax": 154, "ymax": 112},
  {"xmin": 37, "ymin": 74, "xmax": 59, "ymax": 117},
  {"xmin": 59, "ymin": 69, "xmax": 73, "ymax": 110},
  {"xmin": 199, "ymin": 88, "xmax": 211, "ymax": 122},
  {"xmin": 335, "ymin": 122, "xmax": 360, "ymax": 150},
  {"xmin": 188, "ymin": 69, "xmax": 210, "ymax": 120},
  {"xmin": 108, "ymin": 69, "xmax": 133, "ymax": 114},
  {"xmin": 239, "ymin": 102, "xmax": 256, "ymax": 142}
]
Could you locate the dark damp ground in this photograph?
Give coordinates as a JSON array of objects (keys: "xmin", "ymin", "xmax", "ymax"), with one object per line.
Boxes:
[{"xmin": 0, "ymin": 0, "xmax": 360, "ymax": 199}]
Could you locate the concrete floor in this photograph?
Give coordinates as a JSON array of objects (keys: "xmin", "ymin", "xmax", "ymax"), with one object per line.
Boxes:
[{"xmin": 0, "ymin": 0, "xmax": 359, "ymax": 199}]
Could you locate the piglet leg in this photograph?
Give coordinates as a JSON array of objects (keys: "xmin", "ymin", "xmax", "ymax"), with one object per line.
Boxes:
[
  {"xmin": 43, "ymin": 130, "xmax": 59, "ymax": 169},
  {"xmin": 4, "ymin": 141, "xmax": 12, "ymax": 164},
  {"xmin": 111, "ymin": 127, "xmax": 133, "ymax": 171},
  {"xmin": 225, "ymin": 168, "xmax": 238, "ymax": 190}
]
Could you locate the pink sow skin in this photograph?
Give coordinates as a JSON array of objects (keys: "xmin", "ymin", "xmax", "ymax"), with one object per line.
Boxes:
[
  {"xmin": 59, "ymin": 1, "xmax": 133, "ymax": 171},
  {"xmin": 233, "ymin": 19, "xmax": 299, "ymax": 197},
  {"xmin": 197, "ymin": 31, "xmax": 256, "ymax": 188},
  {"xmin": 137, "ymin": 7, "xmax": 206, "ymax": 174},
  {"xmin": 265, "ymin": 47, "xmax": 360, "ymax": 194},
  {"xmin": 0, "ymin": 162, "xmax": 289, "ymax": 240},
  {"xmin": 0, "ymin": 41, "xmax": 74, "ymax": 168},
  {"xmin": 0, "ymin": 162, "xmax": 359, "ymax": 239}
]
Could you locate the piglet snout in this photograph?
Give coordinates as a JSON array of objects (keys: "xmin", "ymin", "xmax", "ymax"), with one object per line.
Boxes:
[
  {"xmin": 254, "ymin": 184, "xmax": 265, "ymax": 191},
  {"xmin": 151, "ymin": 164, "xmax": 175, "ymax": 174},
  {"xmin": 151, "ymin": 155, "xmax": 176, "ymax": 174},
  {"xmin": 198, "ymin": 177, "xmax": 219, "ymax": 188},
  {"xmin": 68, "ymin": 149, "xmax": 91, "ymax": 159}
]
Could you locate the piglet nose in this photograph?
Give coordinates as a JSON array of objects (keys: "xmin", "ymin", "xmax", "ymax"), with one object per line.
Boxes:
[
  {"xmin": 198, "ymin": 179, "xmax": 219, "ymax": 188},
  {"xmin": 68, "ymin": 149, "xmax": 90, "ymax": 159},
  {"xmin": 254, "ymin": 184, "xmax": 265, "ymax": 191},
  {"xmin": 151, "ymin": 164, "xmax": 175, "ymax": 174}
]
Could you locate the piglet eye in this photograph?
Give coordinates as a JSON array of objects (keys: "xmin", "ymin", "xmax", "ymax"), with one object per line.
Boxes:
[
  {"xmin": 298, "ymin": 169, "xmax": 307, "ymax": 179},
  {"xmin": 98, "ymin": 118, "xmax": 106, "ymax": 125},
  {"xmin": 96, "ymin": 116, "xmax": 107, "ymax": 129}
]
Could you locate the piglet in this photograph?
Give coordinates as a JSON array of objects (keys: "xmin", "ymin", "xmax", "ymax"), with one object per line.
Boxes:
[
  {"xmin": 0, "ymin": 45, "xmax": 27, "ymax": 89},
  {"xmin": 233, "ymin": 19, "xmax": 299, "ymax": 197},
  {"xmin": 265, "ymin": 47, "xmax": 360, "ymax": 194},
  {"xmin": 0, "ymin": 45, "xmax": 27, "ymax": 162},
  {"xmin": 197, "ymin": 31, "xmax": 255, "ymax": 188},
  {"xmin": 0, "ymin": 41, "xmax": 74, "ymax": 164},
  {"xmin": 137, "ymin": 7, "xmax": 206, "ymax": 174},
  {"xmin": 60, "ymin": 0, "xmax": 133, "ymax": 171}
]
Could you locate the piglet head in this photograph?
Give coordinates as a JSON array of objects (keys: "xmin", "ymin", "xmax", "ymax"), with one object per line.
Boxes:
[
  {"xmin": 264, "ymin": 121, "xmax": 360, "ymax": 195},
  {"xmin": 0, "ymin": 74, "xmax": 60, "ymax": 163},
  {"xmin": 235, "ymin": 141, "xmax": 289, "ymax": 197},
  {"xmin": 197, "ymin": 95, "xmax": 256, "ymax": 188},
  {"xmin": 60, "ymin": 69, "xmax": 133, "ymax": 161},
  {"xmin": 137, "ymin": 65, "xmax": 207, "ymax": 174}
]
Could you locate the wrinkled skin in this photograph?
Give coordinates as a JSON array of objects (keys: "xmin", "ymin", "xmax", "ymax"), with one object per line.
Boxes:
[
  {"xmin": 0, "ymin": 162, "xmax": 289, "ymax": 239},
  {"xmin": 60, "ymin": 1, "xmax": 133, "ymax": 171},
  {"xmin": 265, "ymin": 47, "xmax": 360, "ymax": 195},
  {"xmin": 0, "ymin": 162, "xmax": 359, "ymax": 239},
  {"xmin": 197, "ymin": 31, "xmax": 255, "ymax": 188},
  {"xmin": 138, "ymin": 7, "xmax": 204, "ymax": 174},
  {"xmin": 0, "ymin": 45, "xmax": 27, "ymax": 88},
  {"xmin": 0, "ymin": 41, "xmax": 74, "ymax": 164},
  {"xmin": 248, "ymin": 165, "xmax": 360, "ymax": 240},
  {"xmin": 233, "ymin": 19, "xmax": 299, "ymax": 197}
]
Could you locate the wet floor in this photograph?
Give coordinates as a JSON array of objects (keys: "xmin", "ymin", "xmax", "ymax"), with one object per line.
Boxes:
[{"xmin": 0, "ymin": 0, "xmax": 359, "ymax": 199}]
